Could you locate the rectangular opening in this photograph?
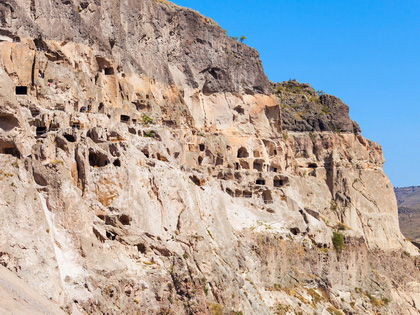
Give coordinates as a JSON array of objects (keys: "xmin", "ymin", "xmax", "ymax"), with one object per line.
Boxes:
[
  {"xmin": 15, "ymin": 86, "xmax": 28, "ymax": 95},
  {"xmin": 120, "ymin": 115, "xmax": 130, "ymax": 123},
  {"xmin": 253, "ymin": 162, "xmax": 263, "ymax": 172},
  {"xmin": 2, "ymin": 148, "xmax": 20, "ymax": 158},
  {"xmin": 36, "ymin": 126, "xmax": 47, "ymax": 137},
  {"xmin": 104, "ymin": 68, "xmax": 114, "ymax": 75},
  {"xmin": 30, "ymin": 109, "xmax": 40, "ymax": 117},
  {"xmin": 243, "ymin": 191, "xmax": 252, "ymax": 198},
  {"xmin": 256, "ymin": 179, "xmax": 266, "ymax": 185},
  {"xmin": 274, "ymin": 179, "xmax": 284, "ymax": 187}
]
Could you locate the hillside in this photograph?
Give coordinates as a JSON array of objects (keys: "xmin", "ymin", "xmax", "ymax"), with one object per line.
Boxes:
[
  {"xmin": 0, "ymin": 0, "xmax": 419, "ymax": 314},
  {"xmin": 395, "ymin": 186, "xmax": 420, "ymax": 208},
  {"xmin": 395, "ymin": 186, "xmax": 420, "ymax": 244}
]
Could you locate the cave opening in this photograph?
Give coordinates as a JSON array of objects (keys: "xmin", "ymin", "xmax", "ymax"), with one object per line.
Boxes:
[
  {"xmin": 120, "ymin": 115, "xmax": 130, "ymax": 123},
  {"xmin": 15, "ymin": 86, "xmax": 27, "ymax": 95},
  {"xmin": 256, "ymin": 179, "xmax": 266, "ymax": 185},
  {"xmin": 237, "ymin": 147, "xmax": 249, "ymax": 158},
  {"xmin": 104, "ymin": 67, "xmax": 114, "ymax": 75},
  {"xmin": 89, "ymin": 151, "xmax": 109, "ymax": 167}
]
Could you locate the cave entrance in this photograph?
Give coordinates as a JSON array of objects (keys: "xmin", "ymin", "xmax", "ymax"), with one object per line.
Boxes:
[
  {"xmin": 104, "ymin": 67, "xmax": 114, "ymax": 75},
  {"xmin": 120, "ymin": 115, "xmax": 130, "ymax": 124},
  {"xmin": 36, "ymin": 126, "xmax": 47, "ymax": 137},
  {"xmin": 263, "ymin": 190, "xmax": 273, "ymax": 204},
  {"xmin": 98, "ymin": 103, "xmax": 105, "ymax": 114},
  {"xmin": 253, "ymin": 159, "xmax": 264, "ymax": 171},
  {"xmin": 239, "ymin": 160, "xmax": 249, "ymax": 169},
  {"xmin": 89, "ymin": 151, "xmax": 109, "ymax": 167},
  {"xmin": 237, "ymin": 147, "xmax": 249, "ymax": 158},
  {"xmin": 0, "ymin": 141, "xmax": 20, "ymax": 158},
  {"xmin": 243, "ymin": 191, "xmax": 252, "ymax": 198},
  {"xmin": 63, "ymin": 134, "xmax": 76, "ymax": 142},
  {"xmin": 274, "ymin": 176, "xmax": 289, "ymax": 187},
  {"xmin": 256, "ymin": 179, "xmax": 266, "ymax": 185},
  {"xmin": 71, "ymin": 123, "xmax": 81, "ymax": 130},
  {"xmin": 15, "ymin": 86, "xmax": 27, "ymax": 95}
]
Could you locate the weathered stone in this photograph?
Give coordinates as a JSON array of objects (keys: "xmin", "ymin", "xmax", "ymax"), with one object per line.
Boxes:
[{"xmin": 0, "ymin": 0, "xmax": 418, "ymax": 314}]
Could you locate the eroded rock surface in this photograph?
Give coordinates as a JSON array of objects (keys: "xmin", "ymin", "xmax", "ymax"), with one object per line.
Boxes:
[{"xmin": 0, "ymin": 0, "xmax": 419, "ymax": 314}]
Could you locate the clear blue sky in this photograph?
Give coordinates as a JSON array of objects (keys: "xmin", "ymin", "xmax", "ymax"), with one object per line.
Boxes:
[{"xmin": 174, "ymin": 0, "xmax": 420, "ymax": 188}]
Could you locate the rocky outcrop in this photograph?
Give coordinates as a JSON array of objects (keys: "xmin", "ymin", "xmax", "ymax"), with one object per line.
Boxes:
[
  {"xmin": 0, "ymin": 0, "xmax": 419, "ymax": 314},
  {"xmin": 274, "ymin": 80, "xmax": 360, "ymax": 133}
]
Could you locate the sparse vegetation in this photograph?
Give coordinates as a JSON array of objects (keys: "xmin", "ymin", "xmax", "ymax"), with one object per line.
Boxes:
[
  {"xmin": 355, "ymin": 288, "xmax": 391, "ymax": 308},
  {"xmin": 274, "ymin": 303, "xmax": 290, "ymax": 315},
  {"xmin": 307, "ymin": 288, "xmax": 323, "ymax": 305},
  {"xmin": 327, "ymin": 306, "xmax": 343, "ymax": 315},
  {"xmin": 153, "ymin": 0, "xmax": 177, "ymax": 7},
  {"xmin": 382, "ymin": 297, "xmax": 390, "ymax": 305},
  {"xmin": 206, "ymin": 302, "xmax": 223, "ymax": 315},
  {"xmin": 141, "ymin": 114, "xmax": 153, "ymax": 125},
  {"xmin": 293, "ymin": 86, "xmax": 303, "ymax": 94},
  {"xmin": 322, "ymin": 105, "xmax": 330, "ymax": 114},
  {"xmin": 49, "ymin": 159, "xmax": 64, "ymax": 165},
  {"xmin": 275, "ymin": 86, "xmax": 284, "ymax": 93}
]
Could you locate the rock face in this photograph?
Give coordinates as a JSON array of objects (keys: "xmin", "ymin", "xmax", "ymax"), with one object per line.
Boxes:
[
  {"xmin": 0, "ymin": 265, "xmax": 66, "ymax": 315},
  {"xmin": 0, "ymin": 0, "xmax": 419, "ymax": 314}
]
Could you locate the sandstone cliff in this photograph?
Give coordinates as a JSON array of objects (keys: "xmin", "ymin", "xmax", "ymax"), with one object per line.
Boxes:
[{"xmin": 0, "ymin": 0, "xmax": 419, "ymax": 314}]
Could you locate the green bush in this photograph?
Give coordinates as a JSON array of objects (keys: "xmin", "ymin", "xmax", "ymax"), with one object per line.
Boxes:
[
  {"xmin": 332, "ymin": 232, "xmax": 345, "ymax": 252},
  {"xmin": 337, "ymin": 224, "xmax": 346, "ymax": 231}
]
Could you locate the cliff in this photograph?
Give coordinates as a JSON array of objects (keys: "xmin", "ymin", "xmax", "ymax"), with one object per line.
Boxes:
[{"xmin": 0, "ymin": 0, "xmax": 419, "ymax": 314}]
